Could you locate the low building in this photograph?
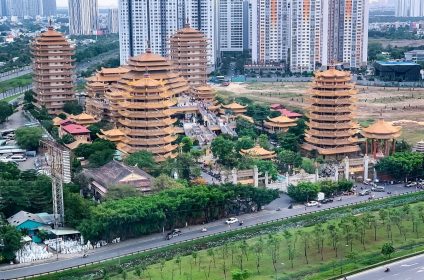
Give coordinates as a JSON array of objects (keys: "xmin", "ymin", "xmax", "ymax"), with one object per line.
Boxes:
[
  {"xmin": 59, "ymin": 123, "xmax": 91, "ymax": 142},
  {"xmin": 240, "ymin": 145, "xmax": 276, "ymax": 160},
  {"xmin": 98, "ymin": 128, "xmax": 125, "ymax": 143},
  {"xmin": 373, "ymin": 61, "xmax": 421, "ymax": 81},
  {"xmin": 413, "ymin": 140, "xmax": 424, "ymax": 153},
  {"xmin": 220, "ymin": 102, "xmax": 247, "ymax": 115},
  {"xmin": 82, "ymin": 160, "xmax": 154, "ymax": 200},
  {"xmin": 70, "ymin": 113, "xmax": 98, "ymax": 126},
  {"xmin": 405, "ymin": 50, "xmax": 424, "ymax": 64},
  {"xmin": 7, "ymin": 211, "xmax": 54, "ymax": 243},
  {"xmin": 264, "ymin": 115, "xmax": 297, "ymax": 133}
]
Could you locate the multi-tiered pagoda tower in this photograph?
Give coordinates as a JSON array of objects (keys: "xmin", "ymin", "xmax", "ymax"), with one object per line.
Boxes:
[
  {"xmin": 117, "ymin": 75, "xmax": 178, "ymax": 162},
  {"xmin": 302, "ymin": 67, "xmax": 360, "ymax": 159},
  {"xmin": 170, "ymin": 22, "xmax": 208, "ymax": 87},
  {"xmin": 32, "ymin": 27, "xmax": 75, "ymax": 114}
]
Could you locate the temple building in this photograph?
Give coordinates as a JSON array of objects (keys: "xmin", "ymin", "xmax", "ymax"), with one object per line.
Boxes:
[
  {"xmin": 220, "ymin": 102, "xmax": 247, "ymax": 116},
  {"xmin": 170, "ymin": 22, "xmax": 208, "ymax": 87},
  {"xmin": 264, "ymin": 115, "xmax": 298, "ymax": 134},
  {"xmin": 192, "ymin": 86, "xmax": 215, "ymax": 102},
  {"xmin": 98, "ymin": 128, "xmax": 125, "ymax": 144},
  {"xmin": 31, "ymin": 26, "xmax": 75, "ymax": 114},
  {"xmin": 302, "ymin": 67, "xmax": 360, "ymax": 159},
  {"xmin": 361, "ymin": 118, "xmax": 401, "ymax": 159},
  {"xmin": 115, "ymin": 75, "xmax": 178, "ymax": 162},
  {"xmin": 70, "ymin": 113, "xmax": 98, "ymax": 126},
  {"xmin": 85, "ymin": 67, "xmax": 129, "ymax": 120},
  {"xmin": 240, "ymin": 145, "xmax": 276, "ymax": 160}
]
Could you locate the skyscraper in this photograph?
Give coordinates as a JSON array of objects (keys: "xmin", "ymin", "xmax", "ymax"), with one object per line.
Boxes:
[
  {"xmin": 41, "ymin": 0, "xmax": 56, "ymax": 17},
  {"xmin": 119, "ymin": 0, "xmax": 216, "ymax": 69},
  {"xmin": 107, "ymin": 8, "xmax": 119, "ymax": 33},
  {"xmin": 251, "ymin": 0, "xmax": 285, "ymax": 64},
  {"xmin": 8, "ymin": 0, "xmax": 41, "ymax": 17},
  {"xmin": 68, "ymin": 0, "xmax": 98, "ymax": 35},
  {"xmin": 395, "ymin": 0, "xmax": 424, "ymax": 17},
  {"xmin": 0, "ymin": 0, "xmax": 9, "ymax": 16},
  {"xmin": 218, "ymin": 0, "xmax": 245, "ymax": 52},
  {"xmin": 287, "ymin": 0, "xmax": 368, "ymax": 72}
]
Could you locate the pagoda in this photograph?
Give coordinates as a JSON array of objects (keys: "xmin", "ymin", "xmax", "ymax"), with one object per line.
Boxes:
[
  {"xmin": 302, "ymin": 67, "xmax": 360, "ymax": 159},
  {"xmin": 170, "ymin": 21, "xmax": 208, "ymax": 87},
  {"xmin": 220, "ymin": 102, "xmax": 247, "ymax": 116},
  {"xmin": 116, "ymin": 75, "xmax": 178, "ymax": 162},
  {"xmin": 264, "ymin": 115, "xmax": 297, "ymax": 134},
  {"xmin": 70, "ymin": 113, "xmax": 98, "ymax": 126},
  {"xmin": 240, "ymin": 145, "xmax": 276, "ymax": 160},
  {"xmin": 31, "ymin": 26, "xmax": 75, "ymax": 114},
  {"xmin": 85, "ymin": 67, "xmax": 129, "ymax": 120},
  {"xmin": 192, "ymin": 85, "xmax": 215, "ymax": 102},
  {"xmin": 361, "ymin": 118, "xmax": 401, "ymax": 159},
  {"xmin": 98, "ymin": 128, "xmax": 125, "ymax": 144}
]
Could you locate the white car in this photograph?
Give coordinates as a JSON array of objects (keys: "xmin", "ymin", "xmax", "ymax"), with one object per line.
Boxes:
[
  {"xmin": 306, "ymin": 201, "xmax": 320, "ymax": 207},
  {"xmin": 225, "ymin": 217, "xmax": 239, "ymax": 224}
]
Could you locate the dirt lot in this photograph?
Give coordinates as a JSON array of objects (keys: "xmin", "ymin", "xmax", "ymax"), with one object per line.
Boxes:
[{"xmin": 214, "ymin": 82, "xmax": 424, "ymax": 144}]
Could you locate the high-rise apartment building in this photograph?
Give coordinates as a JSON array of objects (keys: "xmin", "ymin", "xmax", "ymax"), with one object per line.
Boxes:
[
  {"xmin": 8, "ymin": 0, "xmax": 41, "ymax": 17},
  {"xmin": 68, "ymin": 0, "xmax": 98, "ymax": 35},
  {"xmin": 0, "ymin": 0, "xmax": 9, "ymax": 16},
  {"xmin": 119, "ymin": 0, "xmax": 216, "ymax": 69},
  {"xmin": 396, "ymin": 0, "xmax": 424, "ymax": 17},
  {"xmin": 107, "ymin": 8, "xmax": 119, "ymax": 33},
  {"xmin": 41, "ymin": 0, "xmax": 56, "ymax": 16},
  {"xmin": 218, "ymin": 0, "xmax": 245, "ymax": 52},
  {"xmin": 32, "ymin": 27, "xmax": 75, "ymax": 114},
  {"xmin": 251, "ymin": 0, "xmax": 285, "ymax": 64},
  {"xmin": 288, "ymin": 0, "xmax": 368, "ymax": 72}
]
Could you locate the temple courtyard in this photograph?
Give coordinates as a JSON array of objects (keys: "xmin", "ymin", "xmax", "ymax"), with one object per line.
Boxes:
[{"xmin": 214, "ymin": 82, "xmax": 424, "ymax": 144}]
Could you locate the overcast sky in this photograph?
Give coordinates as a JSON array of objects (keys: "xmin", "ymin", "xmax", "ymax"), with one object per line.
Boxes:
[{"xmin": 56, "ymin": 0, "xmax": 118, "ymax": 8}]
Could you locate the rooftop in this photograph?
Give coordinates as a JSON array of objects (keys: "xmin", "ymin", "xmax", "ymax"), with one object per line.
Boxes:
[
  {"xmin": 240, "ymin": 145, "xmax": 276, "ymax": 157},
  {"xmin": 375, "ymin": 61, "xmax": 419, "ymax": 66},
  {"xmin": 7, "ymin": 211, "xmax": 45, "ymax": 227},
  {"xmin": 362, "ymin": 118, "xmax": 401, "ymax": 136},
  {"xmin": 62, "ymin": 124, "xmax": 90, "ymax": 134}
]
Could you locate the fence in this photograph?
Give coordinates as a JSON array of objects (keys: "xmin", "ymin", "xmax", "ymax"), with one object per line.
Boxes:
[{"xmin": 10, "ymin": 188, "xmax": 424, "ymax": 279}]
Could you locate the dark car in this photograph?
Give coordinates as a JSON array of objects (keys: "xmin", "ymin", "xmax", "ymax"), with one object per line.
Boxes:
[
  {"xmin": 359, "ymin": 189, "xmax": 371, "ymax": 196},
  {"xmin": 321, "ymin": 198, "xmax": 334, "ymax": 204},
  {"xmin": 166, "ymin": 229, "xmax": 182, "ymax": 240}
]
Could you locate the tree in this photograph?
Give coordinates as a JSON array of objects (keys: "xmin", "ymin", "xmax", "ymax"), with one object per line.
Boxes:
[
  {"xmin": 337, "ymin": 180, "xmax": 354, "ymax": 192},
  {"xmin": 181, "ymin": 136, "xmax": 194, "ymax": 153},
  {"xmin": 152, "ymin": 174, "xmax": 183, "ymax": 191},
  {"xmin": 175, "ymin": 153, "xmax": 200, "ymax": 180},
  {"xmin": 277, "ymin": 149, "xmax": 302, "ymax": 174},
  {"xmin": 15, "ymin": 127, "xmax": 43, "ymax": 150},
  {"xmin": 376, "ymin": 152, "xmax": 424, "ymax": 181},
  {"xmin": 0, "ymin": 225, "xmax": 22, "ymax": 262},
  {"xmin": 235, "ymin": 119, "xmax": 257, "ymax": 139},
  {"xmin": 124, "ymin": 150, "xmax": 157, "ymax": 171},
  {"xmin": 278, "ymin": 132, "xmax": 300, "ymax": 152},
  {"xmin": 211, "ymin": 136, "xmax": 238, "ymax": 168},
  {"xmin": 257, "ymin": 134, "xmax": 270, "ymax": 150},
  {"xmin": 301, "ymin": 158, "xmax": 315, "ymax": 174},
  {"xmin": 231, "ymin": 269, "xmax": 250, "ymax": 280},
  {"xmin": 320, "ymin": 180, "xmax": 338, "ymax": 196},
  {"xmin": 252, "ymin": 238, "xmax": 264, "ymax": 273},
  {"xmin": 298, "ymin": 230, "xmax": 310, "ymax": 264},
  {"xmin": 381, "ymin": 243, "xmax": 395, "ymax": 258},
  {"xmin": 61, "ymin": 134, "xmax": 75, "ymax": 144},
  {"xmin": 63, "ymin": 101, "xmax": 83, "ymax": 115},
  {"xmin": 88, "ymin": 149, "xmax": 114, "ymax": 167},
  {"xmin": 287, "ymin": 182, "xmax": 320, "ymax": 202},
  {"xmin": 0, "ymin": 101, "xmax": 13, "ymax": 123},
  {"xmin": 106, "ymin": 185, "xmax": 140, "ymax": 200},
  {"xmin": 283, "ymin": 230, "xmax": 297, "ymax": 268},
  {"xmin": 235, "ymin": 136, "xmax": 254, "ymax": 152}
]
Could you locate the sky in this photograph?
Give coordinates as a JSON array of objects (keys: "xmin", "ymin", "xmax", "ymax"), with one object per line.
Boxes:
[{"xmin": 56, "ymin": 0, "xmax": 118, "ymax": 8}]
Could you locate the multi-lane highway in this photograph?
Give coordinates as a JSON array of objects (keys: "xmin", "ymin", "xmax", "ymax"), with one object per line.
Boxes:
[
  {"xmin": 348, "ymin": 254, "xmax": 424, "ymax": 280},
  {"xmin": 0, "ymin": 184, "xmax": 420, "ymax": 279}
]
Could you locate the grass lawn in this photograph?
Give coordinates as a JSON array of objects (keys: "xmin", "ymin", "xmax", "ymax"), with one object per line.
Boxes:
[
  {"xmin": 111, "ymin": 202, "xmax": 424, "ymax": 280},
  {"xmin": 0, "ymin": 74, "xmax": 32, "ymax": 92}
]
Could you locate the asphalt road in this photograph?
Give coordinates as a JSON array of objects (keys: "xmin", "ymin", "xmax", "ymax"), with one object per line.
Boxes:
[
  {"xmin": 0, "ymin": 67, "xmax": 31, "ymax": 83},
  {"xmin": 348, "ymin": 254, "xmax": 424, "ymax": 280},
  {"xmin": 0, "ymin": 184, "xmax": 419, "ymax": 279}
]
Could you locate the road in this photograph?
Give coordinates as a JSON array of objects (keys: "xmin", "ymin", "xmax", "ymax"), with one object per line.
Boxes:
[
  {"xmin": 0, "ymin": 184, "xmax": 419, "ymax": 279},
  {"xmin": 0, "ymin": 67, "xmax": 31, "ymax": 83},
  {"xmin": 348, "ymin": 254, "xmax": 424, "ymax": 280}
]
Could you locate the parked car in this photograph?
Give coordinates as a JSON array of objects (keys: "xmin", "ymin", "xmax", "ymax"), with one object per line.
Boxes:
[
  {"xmin": 225, "ymin": 217, "xmax": 239, "ymax": 224},
  {"xmin": 320, "ymin": 198, "xmax": 334, "ymax": 204},
  {"xmin": 306, "ymin": 201, "xmax": 320, "ymax": 207},
  {"xmin": 359, "ymin": 189, "xmax": 371, "ymax": 196},
  {"xmin": 165, "ymin": 229, "xmax": 182, "ymax": 240},
  {"xmin": 10, "ymin": 155, "xmax": 26, "ymax": 162},
  {"xmin": 406, "ymin": 182, "xmax": 417, "ymax": 188},
  {"xmin": 371, "ymin": 186, "xmax": 385, "ymax": 192}
]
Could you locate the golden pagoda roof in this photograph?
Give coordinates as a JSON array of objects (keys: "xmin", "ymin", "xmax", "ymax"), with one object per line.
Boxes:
[
  {"xmin": 315, "ymin": 67, "xmax": 350, "ymax": 78},
  {"xmin": 100, "ymin": 67, "xmax": 129, "ymax": 74},
  {"xmin": 52, "ymin": 117, "xmax": 63, "ymax": 126},
  {"xmin": 71, "ymin": 113, "xmax": 96, "ymax": 121},
  {"xmin": 100, "ymin": 128, "xmax": 125, "ymax": 137},
  {"xmin": 267, "ymin": 115, "xmax": 297, "ymax": 124},
  {"xmin": 89, "ymin": 81, "xmax": 106, "ymax": 87},
  {"xmin": 65, "ymin": 138, "xmax": 91, "ymax": 150},
  {"xmin": 131, "ymin": 49, "xmax": 168, "ymax": 63},
  {"xmin": 222, "ymin": 102, "xmax": 247, "ymax": 110},
  {"xmin": 195, "ymin": 85, "xmax": 214, "ymax": 91},
  {"xmin": 240, "ymin": 145, "xmax": 276, "ymax": 157},
  {"xmin": 238, "ymin": 115, "xmax": 254, "ymax": 123},
  {"xmin": 362, "ymin": 118, "xmax": 401, "ymax": 138},
  {"xmin": 128, "ymin": 77, "xmax": 162, "ymax": 87},
  {"xmin": 41, "ymin": 27, "xmax": 65, "ymax": 37}
]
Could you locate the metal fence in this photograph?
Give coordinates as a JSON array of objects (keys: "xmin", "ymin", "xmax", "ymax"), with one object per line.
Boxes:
[{"xmin": 12, "ymin": 188, "xmax": 424, "ymax": 279}]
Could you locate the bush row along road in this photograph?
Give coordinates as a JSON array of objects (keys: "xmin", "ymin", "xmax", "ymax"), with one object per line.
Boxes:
[{"xmin": 0, "ymin": 184, "xmax": 418, "ymax": 279}]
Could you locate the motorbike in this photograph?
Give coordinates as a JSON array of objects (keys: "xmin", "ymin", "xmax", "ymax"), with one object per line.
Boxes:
[
  {"xmin": 239, "ymin": 221, "xmax": 244, "ymax": 226},
  {"xmin": 201, "ymin": 227, "xmax": 208, "ymax": 232},
  {"xmin": 384, "ymin": 267, "xmax": 390, "ymax": 272}
]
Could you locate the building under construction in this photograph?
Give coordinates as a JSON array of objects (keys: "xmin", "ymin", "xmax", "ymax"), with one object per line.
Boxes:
[
  {"xmin": 302, "ymin": 67, "xmax": 360, "ymax": 159},
  {"xmin": 32, "ymin": 27, "xmax": 75, "ymax": 114}
]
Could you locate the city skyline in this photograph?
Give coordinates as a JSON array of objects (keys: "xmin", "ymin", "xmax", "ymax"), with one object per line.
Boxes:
[{"xmin": 56, "ymin": 0, "xmax": 117, "ymax": 7}]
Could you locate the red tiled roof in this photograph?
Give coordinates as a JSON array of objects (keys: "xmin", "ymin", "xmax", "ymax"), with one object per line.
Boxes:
[
  {"xmin": 59, "ymin": 119, "xmax": 73, "ymax": 126},
  {"xmin": 62, "ymin": 124, "xmax": 90, "ymax": 134},
  {"xmin": 277, "ymin": 109, "xmax": 302, "ymax": 118},
  {"xmin": 270, "ymin": 103, "xmax": 283, "ymax": 109}
]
